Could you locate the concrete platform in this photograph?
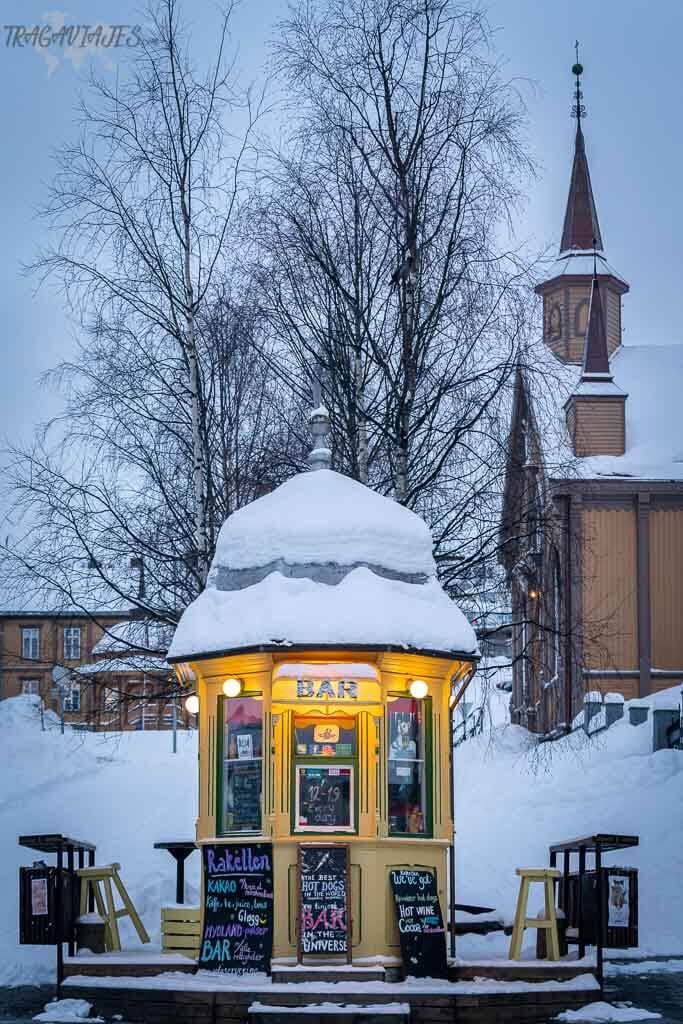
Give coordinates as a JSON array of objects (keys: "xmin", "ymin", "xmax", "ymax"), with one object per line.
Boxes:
[
  {"xmin": 271, "ymin": 965, "xmax": 387, "ymax": 984},
  {"xmin": 248, "ymin": 1001, "xmax": 409, "ymax": 1023},
  {"xmin": 63, "ymin": 965, "xmax": 601, "ymax": 1024},
  {"xmin": 64, "ymin": 951, "xmax": 195, "ymax": 978}
]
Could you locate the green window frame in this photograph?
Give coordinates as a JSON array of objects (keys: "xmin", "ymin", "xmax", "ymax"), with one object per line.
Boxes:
[
  {"xmin": 217, "ymin": 693, "xmax": 264, "ymax": 835},
  {"xmin": 387, "ymin": 693, "xmax": 433, "ymax": 838},
  {"xmin": 290, "ymin": 714, "xmax": 359, "ymax": 835}
]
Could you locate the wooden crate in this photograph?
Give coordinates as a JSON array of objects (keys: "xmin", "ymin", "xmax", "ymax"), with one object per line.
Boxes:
[{"xmin": 161, "ymin": 904, "xmax": 201, "ymax": 959}]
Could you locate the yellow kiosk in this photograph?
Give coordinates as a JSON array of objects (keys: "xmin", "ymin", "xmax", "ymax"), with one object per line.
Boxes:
[{"xmin": 168, "ymin": 408, "xmax": 478, "ymax": 963}]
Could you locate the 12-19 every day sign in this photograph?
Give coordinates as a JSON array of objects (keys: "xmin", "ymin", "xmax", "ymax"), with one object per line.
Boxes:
[{"xmin": 198, "ymin": 843, "xmax": 274, "ymax": 974}]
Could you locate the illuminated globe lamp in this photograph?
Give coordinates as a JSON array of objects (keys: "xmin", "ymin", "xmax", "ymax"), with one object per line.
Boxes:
[
  {"xmin": 168, "ymin": 401, "xmax": 479, "ymax": 962},
  {"xmin": 184, "ymin": 694, "xmax": 199, "ymax": 715},
  {"xmin": 222, "ymin": 677, "xmax": 242, "ymax": 697},
  {"xmin": 409, "ymin": 679, "xmax": 428, "ymax": 700}
]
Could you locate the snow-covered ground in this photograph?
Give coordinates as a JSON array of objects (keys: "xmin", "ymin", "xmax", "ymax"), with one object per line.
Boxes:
[
  {"xmin": 455, "ymin": 681, "xmax": 683, "ymax": 959},
  {"xmin": 1, "ymin": 696, "xmax": 198, "ymax": 986},
  {"xmin": 1, "ymin": 685, "xmax": 682, "ymax": 987}
]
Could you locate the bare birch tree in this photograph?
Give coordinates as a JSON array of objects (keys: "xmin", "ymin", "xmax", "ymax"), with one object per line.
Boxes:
[
  {"xmin": 28, "ymin": 0, "xmax": 266, "ymax": 586},
  {"xmin": 263, "ymin": 0, "xmax": 535, "ymax": 591}
]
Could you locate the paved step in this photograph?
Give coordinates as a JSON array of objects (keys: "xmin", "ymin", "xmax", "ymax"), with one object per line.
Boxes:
[
  {"xmin": 271, "ymin": 966, "xmax": 386, "ymax": 984},
  {"xmin": 248, "ymin": 1001, "xmax": 409, "ymax": 1024}
]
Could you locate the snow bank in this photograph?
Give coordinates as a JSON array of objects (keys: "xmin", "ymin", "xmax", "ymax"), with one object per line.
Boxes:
[
  {"xmin": 248, "ymin": 1002, "xmax": 410, "ymax": 1015},
  {"xmin": 455, "ymin": 686, "xmax": 683, "ymax": 958},
  {"xmin": 1, "ymin": 697, "xmax": 198, "ymax": 986},
  {"xmin": 554, "ymin": 1001, "xmax": 661, "ymax": 1022},
  {"xmin": 33, "ymin": 998, "xmax": 102, "ymax": 1023},
  {"xmin": 210, "ymin": 470, "xmax": 436, "ymax": 576},
  {"xmin": 169, "ymin": 568, "xmax": 478, "ymax": 660}
]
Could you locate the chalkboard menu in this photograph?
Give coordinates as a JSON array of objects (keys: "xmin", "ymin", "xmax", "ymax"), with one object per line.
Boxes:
[
  {"xmin": 298, "ymin": 844, "xmax": 351, "ymax": 961},
  {"xmin": 224, "ymin": 761, "xmax": 261, "ymax": 832},
  {"xmin": 389, "ymin": 868, "xmax": 447, "ymax": 978},
  {"xmin": 198, "ymin": 842, "xmax": 273, "ymax": 974},
  {"xmin": 295, "ymin": 765, "xmax": 353, "ymax": 832}
]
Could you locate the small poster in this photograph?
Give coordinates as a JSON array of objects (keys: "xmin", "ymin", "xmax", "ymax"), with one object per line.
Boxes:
[
  {"xmin": 31, "ymin": 877, "xmax": 48, "ymax": 916},
  {"xmin": 236, "ymin": 734, "xmax": 253, "ymax": 759},
  {"xmin": 389, "ymin": 711, "xmax": 418, "ymax": 759},
  {"xmin": 608, "ymin": 874, "xmax": 630, "ymax": 929}
]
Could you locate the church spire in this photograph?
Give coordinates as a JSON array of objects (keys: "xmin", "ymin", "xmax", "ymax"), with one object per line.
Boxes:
[
  {"xmin": 581, "ymin": 259, "xmax": 612, "ymax": 380},
  {"xmin": 560, "ymin": 49, "xmax": 603, "ymax": 253}
]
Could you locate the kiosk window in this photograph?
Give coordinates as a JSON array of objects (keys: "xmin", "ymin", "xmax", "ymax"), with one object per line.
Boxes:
[
  {"xmin": 220, "ymin": 695, "xmax": 263, "ymax": 833},
  {"xmin": 294, "ymin": 717, "xmax": 356, "ymax": 757},
  {"xmin": 295, "ymin": 765, "xmax": 354, "ymax": 832},
  {"xmin": 293, "ymin": 715, "xmax": 356, "ymax": 833},
  {"xmin": 387, "ymin": 697, "xmax": 429, "ymax": 836}
]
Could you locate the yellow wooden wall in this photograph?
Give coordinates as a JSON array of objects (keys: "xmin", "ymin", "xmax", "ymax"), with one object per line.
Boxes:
[
  {"xmin": 650, "ymin": 507, "xmax": 683, "ymax": 671},
  {"xmin": 582, "ymin": 507, "xmax": 638, "ymax": 672}
]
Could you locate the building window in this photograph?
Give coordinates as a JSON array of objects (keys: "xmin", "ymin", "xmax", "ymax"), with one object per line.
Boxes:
[
  {"xmin": 21, "ymin": 679, "xmax": 41, "ymax": 696},
  {"xmin": 219, "ymin": 695, "xmax": 263, "ymax": 834},
  {"xmin": 21, "ymin": 627, "xmax": 40, "ymax": 660},
  {"xmin": 293, "ymin": 716, "xmax": 356, "ymax": 833},
  {"xmin": 63, "ymin": 627, "xmax": 81, "ymax": 661},
  {"xmin": 64, "ymin": 685, "xmax": 81, "ymax": 713},
  {"xmin": 387, "ymin": 696, "xmax": 431, "ymax": 837}
]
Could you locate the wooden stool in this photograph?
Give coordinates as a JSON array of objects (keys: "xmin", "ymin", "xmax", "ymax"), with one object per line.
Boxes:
[
  {"xmin": 508, "ymin": 868, "xmax": 561, "ymax": 961},
  {"xmin": 77, "ymin": 862, "xmax": 150, "ymax": 952}
]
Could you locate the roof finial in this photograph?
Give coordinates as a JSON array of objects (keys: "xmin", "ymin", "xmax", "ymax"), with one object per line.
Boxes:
[
  {"xmin": 307, "ymin": 361, "xmax": 332, "ymax": 471},
  {"xmin": 571, "ymin": 42, "xmax": 585, "ymax": 127}
]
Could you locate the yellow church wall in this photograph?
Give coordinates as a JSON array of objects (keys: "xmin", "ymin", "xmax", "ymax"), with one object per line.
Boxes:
[
  {"xmin": 650, "ymin": 507, "xmax": 683, "ymax": 672},
  {"xmin": 582, "ymin": 507, "xmax": 638, "ymax": 672}
]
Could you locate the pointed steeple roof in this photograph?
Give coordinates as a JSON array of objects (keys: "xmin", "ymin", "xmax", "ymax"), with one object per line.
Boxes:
[
  {"xmin": 581, "ymin": 271, "xmax": 611, "ymax": 379},
  {"xmin": 561, "ymin": 124, "xmax": 603, "ymax": 252},
  {"xmin": 560, "ymin": 55, "xmax": 603, "ymax": 253}
]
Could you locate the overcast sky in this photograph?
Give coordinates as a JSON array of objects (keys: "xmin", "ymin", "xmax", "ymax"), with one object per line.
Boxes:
[{"xmin": 1, "ymin": 0, "xmax": 681, "ymax": 448}]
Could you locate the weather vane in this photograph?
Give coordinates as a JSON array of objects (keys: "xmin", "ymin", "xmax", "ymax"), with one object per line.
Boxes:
[{"xmin": 571, "ymin": 41, "xmax": 586, "ymax": 124}]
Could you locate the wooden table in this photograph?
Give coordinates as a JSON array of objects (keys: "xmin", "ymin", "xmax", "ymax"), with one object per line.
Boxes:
[{"xmin": 153, "ymin": 841, "xmax": 197, "ymax": 904}]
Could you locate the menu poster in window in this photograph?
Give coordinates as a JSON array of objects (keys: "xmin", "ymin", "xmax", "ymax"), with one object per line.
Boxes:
[
  {"xmin": 298, "ymin": 844, "xmax": 350, "ymax": 961},
  {"xmin": 296, "ymin": 766, "xmax": 353, "ymax": 831},
  {"xmin": 389, "ymin": 868, "xmax": 447, "ymax": 979},
  {"xmin": 225, "ymin": 760, "xmax": 261, "ymax": 831},
  {"xmin": 198, "ymin": 842, "xmax": 274, "ymax": 974}
]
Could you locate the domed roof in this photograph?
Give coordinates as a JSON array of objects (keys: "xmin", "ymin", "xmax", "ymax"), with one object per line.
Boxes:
[
  {"xmin": 210, "ymin": 469, "xmax": 435, "ymax": 585},
  {"xmin": 169, "ymin": 469, "xmax": 478, "ymax": 662}
]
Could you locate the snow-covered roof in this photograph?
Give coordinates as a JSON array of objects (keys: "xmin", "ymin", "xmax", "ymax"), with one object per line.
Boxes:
[
  {"xmin": 92, "ymin": 619, "xmax": 174, "ymax": 656},
  {"xmin": 575, "ymin": 344, "xmax": 683, "ymax": 481},
  {"xmin": 528, "ymin": 341, "xmax": 683, "ymax": 483},
  {"xmin": 169, "ymin": 470, "xmax": 478, "ymax": 662},
  {"xmin": 540, "ymin": 249, "xmax": 628, "ymax": 288},
  {"xmin": 210, "ymin": 469, "xmax": 435, "ymax": 579},
  {"xmin": 76, "ymin": 655, "xmax": 170, "ymax": 676}
]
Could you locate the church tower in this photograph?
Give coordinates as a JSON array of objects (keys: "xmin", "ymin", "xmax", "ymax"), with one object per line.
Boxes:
[{"xmin": 536, "ymin": 56, "xmax": 629, "ymax": 363}]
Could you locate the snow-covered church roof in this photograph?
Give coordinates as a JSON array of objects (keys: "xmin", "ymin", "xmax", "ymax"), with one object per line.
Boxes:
[{"xmin": 168, "ymin": 469, "xmax": 478, "ymax": 662}]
